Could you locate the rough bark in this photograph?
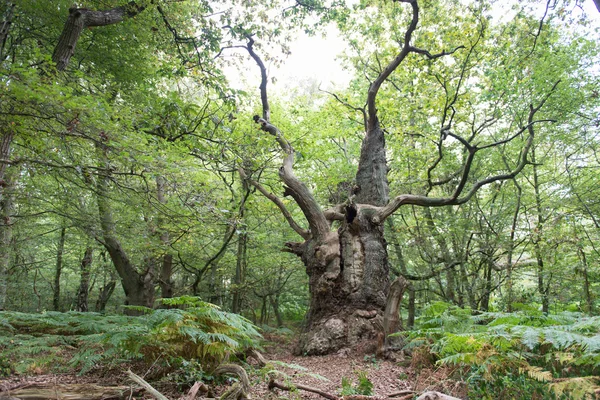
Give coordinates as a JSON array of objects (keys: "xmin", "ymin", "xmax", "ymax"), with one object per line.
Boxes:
[
  {"xmin": 4, "ymin": 383, "xmax": 140, "ymax": 400},
  {"xmin": 52, "ymin": 1, "xmax": 147, "ymax": 70},
  {"xmin": 383, "ymin": 276, "xmax": 407, "ymax": 350},
  {"xmin": 76, "ymin": 247, "xmax": 93, "ymax": 312},
  {"xmin": 293, "ymin": 210, "xmax": 389, "ymax": 355},
  {"xmin": 53, "ymin": 225, "xmax": 67, "ymax": 311}
]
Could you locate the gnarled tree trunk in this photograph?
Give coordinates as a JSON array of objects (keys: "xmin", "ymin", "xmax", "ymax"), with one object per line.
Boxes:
[{"xmin": 96, "ymin": 141, "xmax": 155, "ymax": 311}]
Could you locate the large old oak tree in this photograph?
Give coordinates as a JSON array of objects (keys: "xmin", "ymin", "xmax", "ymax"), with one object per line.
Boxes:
[
  {"xmin": 244, "ymin": 0, "xmax": 557, "ymax": 355},
  {"xmin": 52, "ymin": 0, "xmax": 559, "ymax": 353}
]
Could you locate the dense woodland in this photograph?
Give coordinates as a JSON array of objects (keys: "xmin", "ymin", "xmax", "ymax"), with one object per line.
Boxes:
[{"xmin": 1, "ymin": 0, "xmax": 600, "ymax": 398}]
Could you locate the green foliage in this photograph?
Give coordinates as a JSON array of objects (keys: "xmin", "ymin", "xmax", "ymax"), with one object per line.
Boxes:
[
  {"xmin": 0, "ymin": 298, "xmax": 260, "ymax": 376},
  {"xmin": 115, "ymin": 297, "xmax": 261, "ymax": 368},
  {"xmin": 0, "ymin": 311, "xmax": 132, "ymax": 374},
  {"xmin": 339, "ymin": 370, "xmax": 373, "ymax": 396},
  {"xmin": 404, "ymin": 304, "xmax": 600, "ymax": 398}
]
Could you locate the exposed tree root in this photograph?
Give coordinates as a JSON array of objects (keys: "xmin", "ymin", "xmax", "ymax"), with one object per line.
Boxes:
[
  {"xmin": 246, "ymin": 348, "xmax": 268, "ymax": 368},
  {"xmin": 183, "ymin": 381, "xmax": 209, "ymax": 399},
  {"xmin": 214, "ymin": 363, "xmax": 251, "ymax": 400}
]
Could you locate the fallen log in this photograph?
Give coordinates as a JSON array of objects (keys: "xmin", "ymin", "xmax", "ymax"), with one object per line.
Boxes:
[{"xmin": 0, "ymin": 383, "xmax": 140, "ymax": 400}]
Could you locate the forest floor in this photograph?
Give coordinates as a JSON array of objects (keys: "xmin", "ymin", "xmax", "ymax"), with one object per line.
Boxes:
[{"xmin": 0, "ymin": 333, "xmax": 466, "ymax": 399}]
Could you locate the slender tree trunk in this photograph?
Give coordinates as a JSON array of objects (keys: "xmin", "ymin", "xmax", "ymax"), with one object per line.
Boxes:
[
  {"xmin": 423, "ymin": 208, "xmax": 456, "ymax": 303},
  {"xmin": 76, "ymin": 247, "xmax": 93, "ymax": 312},
  {"xmin": 386, "ymin": 218, "xmax": 415, "ymax": 327},
  {"xmin": 95, "ymin": 272, "xmax": 117, "ymax": 312},
  {"xmin": 269, "ymin": 295, "xmax": 284, "ymax": 328},
  {"xmin": 480, "ymin": 259, "xmax": 493, "ymax": 312},
  {"xmin": 156, "ymin": 175, "xmax": 173, "ymax": 299},
  {"xmin": 0, "ymin": 145, "xmax": 15, "ymax": 310},
  {"xmin": 531, "ymin": 149, "xmax": 549, "ymax": 314},
  {"xmin": 232, "ymin": 231, "xmax": 247, "ymax": 313},
  {"xmin": 460, "ymin": 263, "xmax": 476, "ymax": 309},
  {"xmin": 53, "ymin": 225, "xmax": 67, "ymax": 311},
  {"xmin": 0, "ymin": 2, "xmax": 15, "ymax": 61},
  {"xmin": 506, "ymin": 180, "xmax": 522, "ymax": 312},
  {"xmin": 578, "ymin": 247, "xmax": 593, "ymax": 314},
  {"xmin": 383, "ymin": 276, "xmax": 407, "ymax": 350},
  {"xmin": 231, "ymin": 178, "xmax": 250, "ymax": 313},
  {"xmin": 33, "ymin": 268, "xmax": 41, "ymax": 312}
]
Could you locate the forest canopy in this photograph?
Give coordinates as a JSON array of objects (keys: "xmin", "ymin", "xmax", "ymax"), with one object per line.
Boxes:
[{"xmin": 0, "ymin": 0, "xmax": 599, "ymax": 397}]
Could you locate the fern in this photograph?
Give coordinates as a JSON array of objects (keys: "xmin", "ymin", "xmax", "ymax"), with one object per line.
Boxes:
[
  {"xmin": 406, "ymin": 308, "xmax": 600, "ymax": 397},
  {"xmin": 0, "ymin": 298, "xmax": 260, "ymax": 377}
]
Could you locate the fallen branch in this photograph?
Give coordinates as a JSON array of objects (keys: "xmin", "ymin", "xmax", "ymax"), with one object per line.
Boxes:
[
  {"xmin": 126, "ymin": 370, "xmax": 169, "ymax": 400},
  {"xmin": 268, "ymin": 378, "xmax": 462, "ymax": 400},
  {"xmin": 268, "ymin": 378, "xmax": 338, "ymax": 400},
  {"xmin": 388, "ymin": 390, "xmax": 417, "ymax": 398},
  {"xmin": 246, "ymin": 348, "xmax": 269, "ymax": 368}
]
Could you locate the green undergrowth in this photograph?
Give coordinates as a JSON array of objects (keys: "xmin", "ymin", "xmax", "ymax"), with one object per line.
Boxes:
[
  {"xmin": 400, "ymin": 302, "xmax": 600, "ymax": 399},
  {"xmin": 0, "ymin": 296, "xmax": 261, "ymax": 382}
]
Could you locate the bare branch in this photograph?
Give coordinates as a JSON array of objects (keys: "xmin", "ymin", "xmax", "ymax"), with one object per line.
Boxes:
[
  {"xmin": 373, "ymin": 82, "xmax": 560, "ymax": 223},
  {"xmin": 409, "ymin": 45, "xmax": 465, "ymax": 60},
  {"xmin": 321, "ymin": 88, "xmax": 367, "ymax": 130},
  {"xmin": 239, "ymin": 168, "xmax": 310, "ymax": 239}
]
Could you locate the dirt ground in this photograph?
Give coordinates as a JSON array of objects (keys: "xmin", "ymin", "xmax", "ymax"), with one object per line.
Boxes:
[{"xmin": 0, "ymin": 336, "xmax": 466, "ymax": 399}]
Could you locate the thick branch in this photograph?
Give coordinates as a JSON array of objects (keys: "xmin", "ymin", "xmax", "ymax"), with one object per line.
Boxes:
[
  {"xmin": 52, "ymin": 1, "xmax": 148, "ymax": 70},
  {"xmin": 245, "ymin": 39, "xmax": 329, "ymax": 238},
  {"xmin": 246, "ymin": 36, "xmax": 270, "ymax": 121},
  {"xmin": 366, "ymin": 0, "xmax": 418, "ymax": 130}
]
